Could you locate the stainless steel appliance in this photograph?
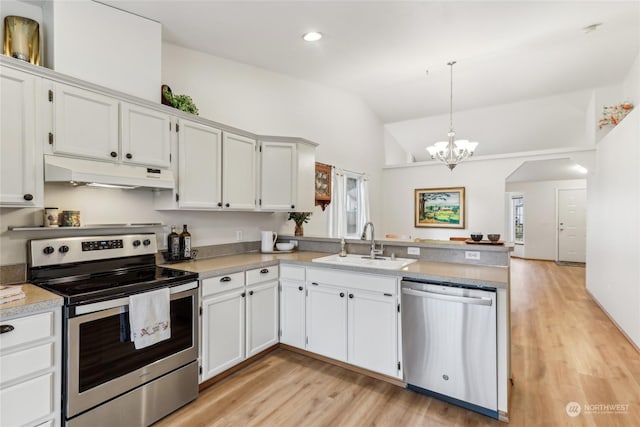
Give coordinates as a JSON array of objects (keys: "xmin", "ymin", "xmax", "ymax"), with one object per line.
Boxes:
[
  {"xmin": 28, "ymin": 234, "xmax": 199, "ymax": 427},
  {"xmin": 401, "ymin": 279, "xmax": 498, "ymax": 419}
]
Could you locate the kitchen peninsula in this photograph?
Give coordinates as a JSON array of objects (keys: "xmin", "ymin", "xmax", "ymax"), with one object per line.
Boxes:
[{"xmin": 165, "ymin": 238, "xmax": 512, "ymax": 421}]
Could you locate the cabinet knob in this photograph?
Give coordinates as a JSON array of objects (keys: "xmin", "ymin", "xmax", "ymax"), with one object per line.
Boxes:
[
  {"xmin": 339, "ymin": 292, "xmax": 345, "ymax": 298},
  {"xmin": 249, "ymin": 290, "xmax": 254, "ymax": 296},
  {"xmin": 298, "ymin": 286, "xmax": 303, "ymax": 291},
  {"xmin": 0, "ymin": 324, "xmax": 15, "ymax": 334},
  {"xmin": 260, "ymin": 268, "xmax": 269, "ymax": 274},
  {"xmin": 59, "ymin": 245, "xmax": 70, "ymax": 253},
  {"xmin": 349, "ymin": 293, "xmax": 354, "ymax": 299},
  {"xmin": 241, "ymin": 292, "xmax": 246, "ymax": 298},
  {"xmin": 217, "ymin": 202, "xmax": 223, "ymax": 207},
  {"xmin": 291, "ymin": 204, "xmax": 295, "ymax": 209},
  {"xmin": 23, "ymin": 193, "xmax": 33, "ymax": 201},
  {"xmin": 225, "ymin": 203, "xmax": 230, "ymax": 208},
  {"xmin": 110, "ymin": 151, "xmax": 118, "ymax": 158},
  {"xmin": 126, "ymin": 153, "xmax": 133, "ymax": 159}
]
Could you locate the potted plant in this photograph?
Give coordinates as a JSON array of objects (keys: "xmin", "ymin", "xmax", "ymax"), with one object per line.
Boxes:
[
  {"xmin": 162, "ymin": 85, "xmax": 199, "ymax": 115},
  {"xmin": 288, "ymin": 212, "xmax": 312, "ymax": 236}
]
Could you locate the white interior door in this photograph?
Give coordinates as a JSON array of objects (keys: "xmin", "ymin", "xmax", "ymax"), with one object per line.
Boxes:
[{"xmin": 558, "ymin": 188, "xmax": 587, "ymax": 263}]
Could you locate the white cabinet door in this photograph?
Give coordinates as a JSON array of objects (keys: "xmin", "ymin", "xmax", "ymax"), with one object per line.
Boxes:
[
  {"xmin": 306, "ymin": 284, "xmax": 347, "ymax": 361},
  {"xmin": 53, "ymin": 83, "xmax": 119, "ymax": 161},
  {"xmin": 222, "ymin": 132, "xmax": 256, "ymax": 210},
  {"xmin": 348, "ymin": 289, "xmax": 398, "ymax": 377},
  {"xmin": 0, "ymin": 67, "xmax": 42, "ymax": 207},
  {"xmin": 260, "ymin": 141, "xmax": 296, "ymax": 211},
  {"xmin": 121, "ymin": 103, "xmax": 171, "ymax": 168},
  {"xmin": 279, "ymin": 279, "xmax": 306, "ymax": 348},
  {"xmin": 177, "ymin": 120, "xmax": 222, "ymax": 209},
  {"xmin": 246, "ymin": 281, "xmax": 279, "ymax": 357},
  {"xmin": 201, "ymin": 290, "xmax": 245, "ymax": 381}
]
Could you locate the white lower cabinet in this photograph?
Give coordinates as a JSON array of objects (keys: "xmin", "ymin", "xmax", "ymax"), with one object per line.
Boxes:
[
  {"xmin": 246, "ymin": 280, "xmax": 279, "ymax": 357},
  {"xmin": 200, "ymin": 266, "xmax": 279, "ymax": 383},
  {"xmin": 201, "ymin": 288, "xmax": 246, "ymax": 380},
  {"xmin": 306, "ymin": 284, "xmax": 348, "ymax": 361},
  {"xmin": 0, "ymin": 309, "xmax": 61, "ymax": 427},
  {"xmin": 305, "ymin": 267, "xmax": 401, "ymax": 378},
  {"xmin": 279, "ymin": 265, "xmax": 306, "ymax": 349}
]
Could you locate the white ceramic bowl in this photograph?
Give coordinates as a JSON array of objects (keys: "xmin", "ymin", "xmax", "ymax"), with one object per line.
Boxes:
[{"xmin": 276, "ymin": 243, "xmax": 294, "ymax": 251}]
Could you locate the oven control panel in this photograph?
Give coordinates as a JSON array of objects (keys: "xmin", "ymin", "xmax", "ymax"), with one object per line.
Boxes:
[
  {"xmin": 82, "ymin": 239, "xmax": 124, "ymax": 251},
  {"xmin": 29, "ymin": 234, "xmax": 159, "ymax": 267}
]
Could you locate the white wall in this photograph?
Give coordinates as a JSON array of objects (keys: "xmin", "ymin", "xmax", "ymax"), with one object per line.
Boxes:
[
  {"xmin": 381, "ymin": 151, "xmax": 591, "ymax": 242},
  {"xmin": 385, "ymin": 89, "xmax": 595, "ymax": 162},
  {"xmin": 506, "ymin": 179, "xmax": 586, "ymax": 261},
  {"xmin": 162, "ymin": 43, "xmax": 385, "ymax": 238},
  {"xmin": 384, "ymin": 128, "xmax": 411, "ymax": 165},
  {"xmin": 586, "ymin": 107, "xmax": 639, "ymax": 348},
  {"xmin": 50, "ymin": 0, "xmax": 161, "ymax": 101}
]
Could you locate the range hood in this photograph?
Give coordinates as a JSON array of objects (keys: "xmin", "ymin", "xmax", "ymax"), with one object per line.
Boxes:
[{"xmin": 44, "ymin": 155, "xmax": 175, "ymax": 190}]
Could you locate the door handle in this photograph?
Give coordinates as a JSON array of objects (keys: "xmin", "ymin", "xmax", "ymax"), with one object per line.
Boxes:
[{"xmin": 401, "ymin": 288, "xmax": 493, "ymax": 306}]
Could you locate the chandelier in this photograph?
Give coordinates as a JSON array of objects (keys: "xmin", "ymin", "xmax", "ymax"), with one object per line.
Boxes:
[{"xmin": 426, "ymin": 61, "xmax": 478, "ymax": 170}]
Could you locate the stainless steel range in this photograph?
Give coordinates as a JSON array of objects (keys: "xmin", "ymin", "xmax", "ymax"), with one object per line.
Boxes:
[{"xmin": 28, "ymin": 234, "xmax": 199, "ymax": 427}]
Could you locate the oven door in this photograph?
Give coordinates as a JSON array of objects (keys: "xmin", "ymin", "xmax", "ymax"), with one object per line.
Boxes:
[{"xmin": 65, "ymin": 282, "xmax": 198, "ymax": 419}]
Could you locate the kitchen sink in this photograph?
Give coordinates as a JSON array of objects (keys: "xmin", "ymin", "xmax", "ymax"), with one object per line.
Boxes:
[{"xmin": 312, "ymin": 253, "xmax": 417, "ymax": 270}]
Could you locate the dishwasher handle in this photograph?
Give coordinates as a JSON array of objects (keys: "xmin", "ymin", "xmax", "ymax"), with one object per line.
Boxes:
[{"xmin": 402, "ymin": 287, "xmax": 493, "ymax": 306}]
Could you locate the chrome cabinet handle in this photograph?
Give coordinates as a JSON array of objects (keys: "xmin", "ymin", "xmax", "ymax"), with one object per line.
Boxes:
[{"xmin": 0, "ymin": 325, "xmax": 15, "ymax": 334}]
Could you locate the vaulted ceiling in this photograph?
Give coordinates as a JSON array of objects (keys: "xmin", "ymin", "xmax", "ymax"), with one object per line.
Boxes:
[{"xmin": 105, "ymin": 0, "xmax": 639, "ymax": 162}]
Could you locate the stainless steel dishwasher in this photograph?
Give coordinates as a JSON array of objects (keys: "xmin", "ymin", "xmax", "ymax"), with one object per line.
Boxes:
[{"xmin": 401, "ymin": 279, "xmax": 498, "ymax": 419}]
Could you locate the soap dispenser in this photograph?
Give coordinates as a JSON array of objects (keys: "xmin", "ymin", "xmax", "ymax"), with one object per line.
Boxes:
[{"xmin": 339, "ymin": 238, "xmax": 347, "ymax": 257}]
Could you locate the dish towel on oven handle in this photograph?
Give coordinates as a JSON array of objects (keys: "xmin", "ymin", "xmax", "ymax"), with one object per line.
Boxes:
[{"xmin": 129, "ymin": 287, "xmax": 171, "ymax": 350}]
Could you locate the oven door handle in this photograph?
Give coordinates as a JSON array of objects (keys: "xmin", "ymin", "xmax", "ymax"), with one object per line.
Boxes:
[{"xmin": 73, "ymin": 281, "xmax": 198, "ymax": 316}]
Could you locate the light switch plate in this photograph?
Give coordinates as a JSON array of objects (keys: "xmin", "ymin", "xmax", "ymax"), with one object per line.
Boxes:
[
  {"xmin": 235, "ymin": 230, "xmax": 243, "ymax": 241},
  {"xmin": 465, "ymin": 251, "xmax": 480, "ymax": 260},
  {"xmin": 407, "ymin": 247, "xmax": 420, "ymax": 256}
]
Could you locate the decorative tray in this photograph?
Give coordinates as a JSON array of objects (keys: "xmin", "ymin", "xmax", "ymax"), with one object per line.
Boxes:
[{"xmin": 464, "ymin": 239, "xmax": 505, "ymax": 245}]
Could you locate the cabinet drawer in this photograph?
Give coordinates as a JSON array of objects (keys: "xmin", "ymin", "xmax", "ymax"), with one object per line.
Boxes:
[
  {"xmin": 202, "ymin": 272, "xmax": 245, "ymax": 297},
  {"xmin": 307, "ymin": 267, "xmax": 396, "ymax": 294},
  {"xmin": 246, "ymin": 265, "xmax": 279, "ymax": 285},
  {"xmin": 0, "ymin": 342, "xmax": 54, "ymax": 385},
  {"xmin": 280, "ymin": 265, "xmax": 305, "ymax": 281},
  {"xmin": 0, "ymin": 373, "xmax": 53, "ymax": 426},
  {"xmin": 0, "ymin": 312, "xmax": 53, "ymax": 350}
]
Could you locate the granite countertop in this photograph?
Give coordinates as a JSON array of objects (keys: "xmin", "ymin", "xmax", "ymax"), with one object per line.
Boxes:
[
  {"xmin": 163, "ymin": 251, "xmax": 509, "ymax": 289},
  {"xmin": 0, "ymin": 284, "xmax": 63, "ymax": 320}
]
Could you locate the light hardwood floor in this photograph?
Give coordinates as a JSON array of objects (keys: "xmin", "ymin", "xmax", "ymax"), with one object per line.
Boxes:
[{"xmin": 157, "ymin": 259, "xmax": 640, "ymax": 426}]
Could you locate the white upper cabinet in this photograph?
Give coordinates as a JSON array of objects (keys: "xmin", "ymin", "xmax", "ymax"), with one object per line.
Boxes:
[
  {"xmin": 120, "ymin": 103, "xmax": 171, "ymax": 168},
  {"xmin": 177, "ymin": 119, "xmax": 222, "ymax": 209},
  {"xmin": 222, "ymin": 132, "xmax": 256, "ymax": 210},
  {"xmin": 0, "ymin": 67, "xmax": 43, "ymax": 207},
  {"xmin": 259, "ymin": 141, "xmax": 296, "ymax": 211},
  {"xmin": 52, "ymin": 82, "xmax": 119, "ymax": 161}
]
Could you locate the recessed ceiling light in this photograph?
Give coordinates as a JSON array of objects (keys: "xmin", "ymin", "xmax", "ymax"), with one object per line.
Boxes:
[{"xmin": 303, "ymin": 31, "xmax": 323, "ymax": 42}]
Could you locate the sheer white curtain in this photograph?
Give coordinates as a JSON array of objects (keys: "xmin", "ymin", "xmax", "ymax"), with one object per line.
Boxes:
[
  {"xmin": 358, "ymin": 177, "xmax": 371, "ymax": 232},
  {"xmin": 328, "ymin": 167, "xmax": 345, "ymax": 238},
  {"xmin": 328, "ymin": 167, "xmax": 370, "ymax": 238}
]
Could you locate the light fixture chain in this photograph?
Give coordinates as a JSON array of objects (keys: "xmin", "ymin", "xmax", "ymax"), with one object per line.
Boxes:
[{"xmin": 448, "ymin": 61, "xmax": 455, "ymax": 131}]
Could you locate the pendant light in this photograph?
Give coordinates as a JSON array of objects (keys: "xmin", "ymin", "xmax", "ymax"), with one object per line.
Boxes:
[{"xmin": 426, "ymin": 61, "xmax": 478, "ymax": 170}]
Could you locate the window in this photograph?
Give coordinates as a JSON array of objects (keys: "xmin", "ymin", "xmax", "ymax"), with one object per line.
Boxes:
[
  {"xmin": 512, "ymin": 196, "xmax": 524, "ymax": 243},
  {"xmin": 328, "ymin": 169, "xmax": 369, "ymax": 239}
]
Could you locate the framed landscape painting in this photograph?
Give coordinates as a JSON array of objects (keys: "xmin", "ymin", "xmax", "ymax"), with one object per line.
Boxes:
[{"xmin": 414, "ymin": 187, "xmax": 465, "ymax": 229}]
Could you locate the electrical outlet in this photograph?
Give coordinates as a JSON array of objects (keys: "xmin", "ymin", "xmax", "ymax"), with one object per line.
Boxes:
[
  {"xmin": 407, "ymin": 247, "xmax": 420, "ymax": 256},
  {"xmin": 465, "ymin": 251, "xmax": 480, "ymax": 260},
  {"xmin": 235, "ymin": 230, "xmax": 243, "ymax": 241}
]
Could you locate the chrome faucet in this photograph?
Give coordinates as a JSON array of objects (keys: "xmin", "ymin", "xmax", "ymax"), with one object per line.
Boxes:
[{"xmin": 361, "ymin": 222, "xmax": 384, "ymax": 259}]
